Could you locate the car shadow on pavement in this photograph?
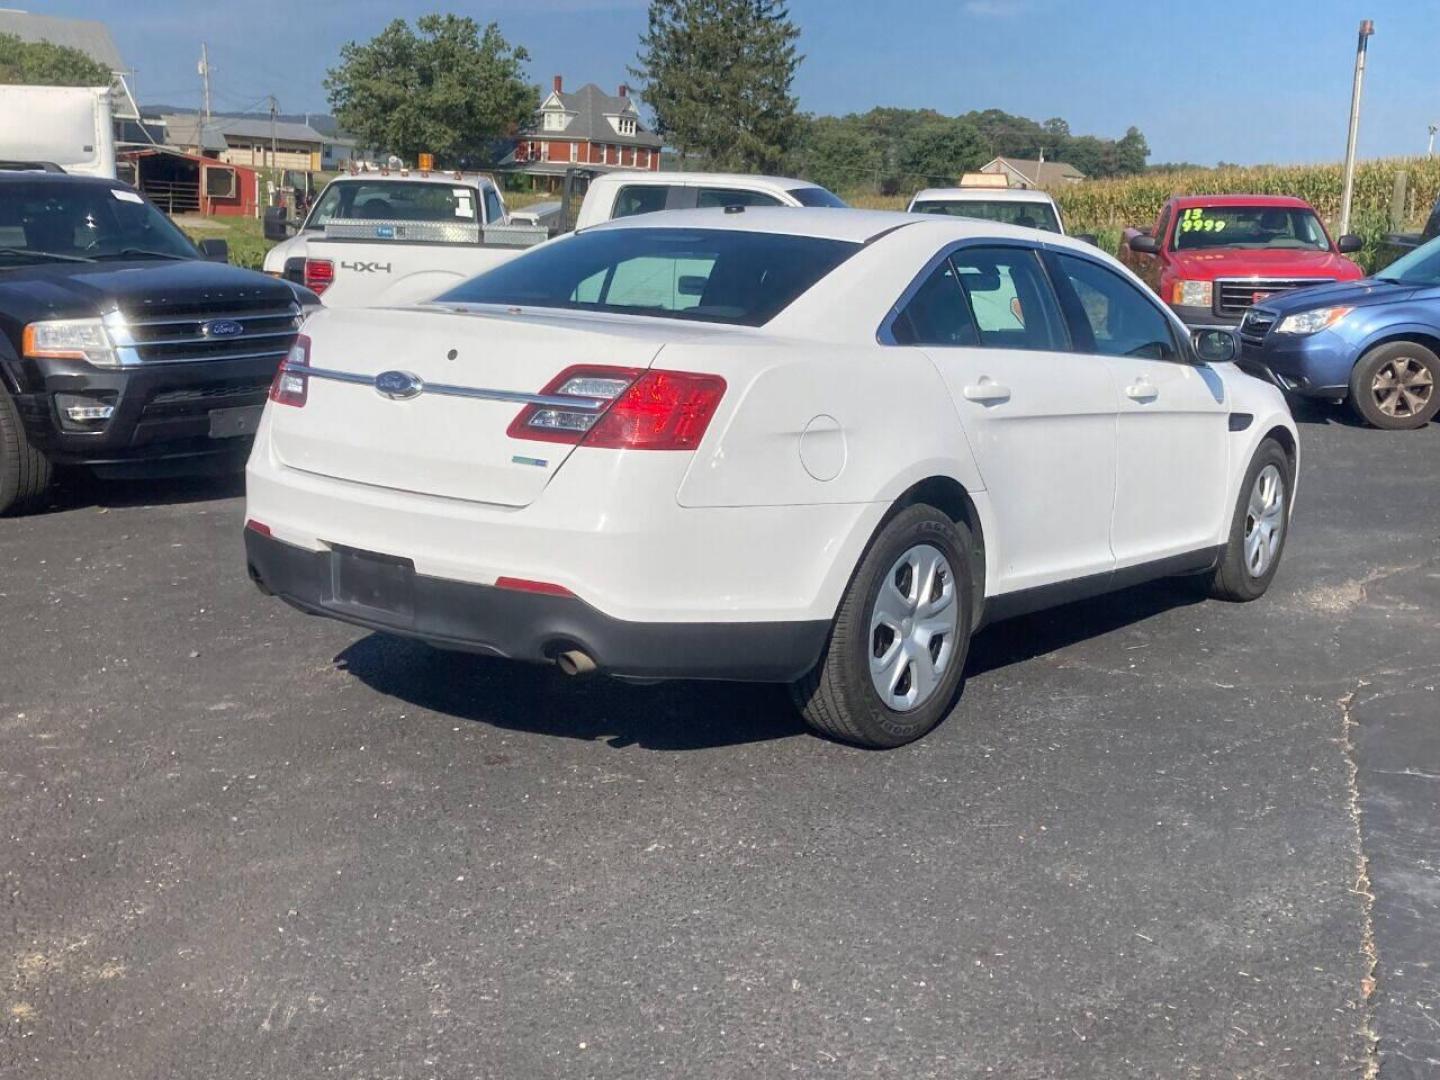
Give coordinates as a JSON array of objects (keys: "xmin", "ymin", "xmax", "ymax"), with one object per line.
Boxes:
[
  {"xmin": 965, "ymin": 576, "xmax": 1208, "ymax": 677},
  {"xmin": 335, "ymin": 632, "xmax": 809, "ymax": 751},
  {"xmin": 336, "ymin": 577, "xmax": 1210, "ymax": 751},
  {"xmin": 32, "ymin": 468, "xmax": 245, "ymax": 514}
]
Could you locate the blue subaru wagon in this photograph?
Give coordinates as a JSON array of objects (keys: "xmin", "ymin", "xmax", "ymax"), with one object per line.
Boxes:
[{"xmin": 1239, "ymin": 238, "xmax": 1440, "ymax": 429}]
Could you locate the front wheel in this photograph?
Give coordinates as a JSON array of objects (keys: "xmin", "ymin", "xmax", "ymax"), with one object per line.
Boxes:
[
  {"xmin": 0, "ymin": 388, "xmax": 52, "ymax": 516},
  {"xmin": 1348, "ymin": 341, "xmax": 1440, "ymax": 430},
  {"xmin": 790, "ymin": 504, "xmax": 973, "ymax": 748},
  {"xmin": 1208, "ymin": 438, "xmax": 1293, "ymax": 602}
]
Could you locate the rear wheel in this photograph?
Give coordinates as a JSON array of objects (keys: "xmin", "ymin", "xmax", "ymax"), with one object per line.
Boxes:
[
  {"xmin": 0, "ymin": 388, "xmax": 52, "ymax": 516},
  {"xmin": 1208, "ymin": 438, "xmax": 1292, "ymax": 602},
  {"xmin": 1348, "ymin": 341, "xmax": 1440, "ymax": 430},
  {"xmin": 790, "ymin": 504, "xmax": 973, "ymax": 748}
]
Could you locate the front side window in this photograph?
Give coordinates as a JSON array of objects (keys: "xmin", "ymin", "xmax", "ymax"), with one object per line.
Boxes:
[
  {"xmin": 1051, "ymin": 253, "xmax": 1179, "ymax": 361},
  {"xmin": 307, "ymin": 181, "xmax": 478, "ymax": 225},
  {"xmin": 1170, "ymin": 206, "xmax": 1330, "ymax": 251},
  {"xmin": 949, "ymin": 246, "xmax": 1067, "ymax": 351},
  {"xmin": 0, "ymin": 181, "xmax": 198, "ymax": 264},
  {"xmin": 612, "ymin": 184, "xmax": 671, "ymax": 219},
  {"xmin": 438, "ymin": 227, "xmax": 859, "ymax": 327},
  {"xmin": 910, "ymin": 199, "xmax": 1061, "ymax": 234},
  {"xmin": 696, "ymin": 188, "xmax": 783, "ymax": 209}
]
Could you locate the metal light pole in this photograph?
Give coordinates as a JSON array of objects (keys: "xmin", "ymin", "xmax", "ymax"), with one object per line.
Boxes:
[{"xmin": 1338, "ymin": 19, "xmax": 1374, "ymax": 236}]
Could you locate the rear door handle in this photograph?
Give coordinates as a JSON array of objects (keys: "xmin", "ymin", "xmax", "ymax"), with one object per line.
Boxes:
[
  {"xmin": 963, "ymin": 379, "xmax": 1011, "ymax": 404},
  {"xmin": 1125, "ymin": 380, "xmax": 1159, "ymax": 402}
]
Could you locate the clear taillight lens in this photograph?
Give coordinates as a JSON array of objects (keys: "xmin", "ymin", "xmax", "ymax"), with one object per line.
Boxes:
[{"xmin": 269, "ymin": 334, "xmax": 310, "ymax": 407}]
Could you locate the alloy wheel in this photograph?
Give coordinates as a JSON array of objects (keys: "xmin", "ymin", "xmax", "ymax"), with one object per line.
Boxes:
[
  {"xmin": 1370, "ymin": 356, "xmax": 1434, "ymax": 419},
  {"xmin": 869, "ymin": 544, "xmax": 959, "ymax": 711},
  {"xmin": 1243, "ymin": 464, "xmax": 1286, "ymax": 578}
]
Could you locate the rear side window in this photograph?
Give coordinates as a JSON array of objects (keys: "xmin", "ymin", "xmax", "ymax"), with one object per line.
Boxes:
[
  {"xmin": 483, "ymin": 188, "xmax": 504, "ymax": 224},
  {"xmin": 1050, "ymin": 253, "xmax": 1180, "ymax": 361},
  {"xmin": 612, "ymin": 185, "xmax": 671, "ymax": 219},
  {"xmin": 791, "ymin": 186, "xmax": 848, "ymax": 208},
  {"xmin": 891, "ymin": 260, "xmax": 978, "ymax": 346},
  {"xmin": 696, "ymin": 188, "xmax": 783, "ymax": 209},
  {"xmin": 950, "ymin": 247, "xmax": 1068, "ymax": 351},
  {"xmin": 440, "ymin": 227, "xmax": 859, "ymax": 327}
]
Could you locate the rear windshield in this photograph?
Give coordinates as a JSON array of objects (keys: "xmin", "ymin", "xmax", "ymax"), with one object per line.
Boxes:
[
  {"xmin": 791, "ymin": 186, "xmax": 849, "ymax": 208},
  {"xmin": 306, "ymin": 180, "xmax": 480, "ymax": 226},
  {"xmin": 1171, "ymin": 206, "xmax": 1330, "ymax": 251},
  {"xmin": 910, "ymin": 199, "xmax": 1061, "ymax": 233},
  {"xmin": 438, "ymin": 227, "xmax": 859, "ymax": 326}
]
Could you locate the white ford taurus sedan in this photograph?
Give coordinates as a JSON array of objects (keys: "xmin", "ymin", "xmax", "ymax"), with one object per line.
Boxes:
[{"xmin": 244, "ymin": 208, "xmax": 1298, "ymax": 748}]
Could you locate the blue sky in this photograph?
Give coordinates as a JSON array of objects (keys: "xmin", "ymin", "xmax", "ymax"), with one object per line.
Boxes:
[{"xmin": 28, "ymin": 0, "xmax": 1440, "ymax": 166}]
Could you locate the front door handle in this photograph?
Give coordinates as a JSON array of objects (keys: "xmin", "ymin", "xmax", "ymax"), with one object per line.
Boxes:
[
  {"xmin": 1125, "ymin": 380, "xmax": 1159, "ymax": 402},
  {"xmin": 963, "ymin": 379, "xmax": 1011, "ymax": 404}
]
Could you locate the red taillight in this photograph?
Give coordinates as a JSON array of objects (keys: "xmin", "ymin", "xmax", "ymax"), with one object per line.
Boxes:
[
  {"xmin": 495, "ymin": 576, "xmax": 575, "ymax": 598},
  {"xmin": 269, "ymin": 333, "xmax": 310, "ymax": 407},
  {"xmin": 244, "ymin": 519, "xmax": 272, "ymax": 536},
  {"xmin": 303, "ymin": 258, "xmax": 334, "ymax": 294},
  {"xmin": 506, "ymin": 365, "xmax": 726, "ymax": 451}
]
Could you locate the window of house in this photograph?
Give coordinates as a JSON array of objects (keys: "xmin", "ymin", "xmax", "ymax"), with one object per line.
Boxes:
[
  {"xmin": 617, "ymin": 116, "xmax": 637, "ymax": 136},
  {"xmin": 543, "ymin": 111, "xmax": 566, "ymax": 132},
  {"xmin": 570, "ymin": 142, "xmax": 578, "ymax": 163}
]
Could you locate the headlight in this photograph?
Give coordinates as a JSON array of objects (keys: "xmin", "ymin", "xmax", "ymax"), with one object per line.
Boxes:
[
  {"xmin": 21, "ymin": 318, "xmax": 119, "ymax": 366},
  {"xmin": 1276, "ymin": 306, "xmax": 1353, "ymax": 335},
  {"xmin": 1170, "ymin": 280, "xmax": 1213, "ymax": 308}
]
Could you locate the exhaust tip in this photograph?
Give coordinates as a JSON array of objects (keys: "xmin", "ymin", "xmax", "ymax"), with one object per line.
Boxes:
[{"xmin": 555, "ymin": 649, "xmax": 597, "ymax": 676}]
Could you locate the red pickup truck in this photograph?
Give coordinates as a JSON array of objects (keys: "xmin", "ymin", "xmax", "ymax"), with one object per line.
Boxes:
[{"xmin": 1119, "ymin": 194, "xmax": 1365, "ymax": 328}]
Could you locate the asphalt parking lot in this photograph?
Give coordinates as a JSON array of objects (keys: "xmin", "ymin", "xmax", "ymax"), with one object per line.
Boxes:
[{"xmin": 3, "ymin": 406, "xmax": 1437, "ymax": 1079}]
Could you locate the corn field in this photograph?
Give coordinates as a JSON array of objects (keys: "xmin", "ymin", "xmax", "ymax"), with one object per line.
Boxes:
[{"xmin": 840, "ymin": 157, "xmax": 1440, "ymax": 272}]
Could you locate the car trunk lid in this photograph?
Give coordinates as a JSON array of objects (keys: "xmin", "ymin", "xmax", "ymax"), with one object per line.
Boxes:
[{"xmin": 268, "ymin": 306, "xmax": 670, "ymax": 507}]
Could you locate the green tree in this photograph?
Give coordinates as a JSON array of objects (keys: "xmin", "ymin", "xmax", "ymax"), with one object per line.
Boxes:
[
  {"xmin": 1113, "ymin": 125, "xmax": 1149, "ymax": 175},
  {"xmin": 632, "ymin": 0, "xmax": 802, "ymax": 172},
  {"xmin": 324, "ymin": 15, "xmax": 534, "ymax": 166},
  {"xmin": 0, "ymin": 33, "xmax": 112, "ymax": 86},
  {"xmin": 794, "ymin": 114, "xmax": 882, "ymax": 192}
]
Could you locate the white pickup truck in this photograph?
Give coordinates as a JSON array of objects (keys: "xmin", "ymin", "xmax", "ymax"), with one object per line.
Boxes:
[{"xmin": 263, "ymin": 169, "xmax": 845, "ymax": 308}]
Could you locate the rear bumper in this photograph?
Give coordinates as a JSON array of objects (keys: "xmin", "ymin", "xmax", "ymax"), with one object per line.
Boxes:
[
  {"xmin": 8, "ymin": 354, "xmax": 280, "ymax": 467},
  {"xmin": 245, "ymin": 528, "xmax": 829, "ymax": 682}
]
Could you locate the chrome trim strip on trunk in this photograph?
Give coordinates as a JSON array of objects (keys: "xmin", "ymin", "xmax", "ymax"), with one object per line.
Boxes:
[{"xmin": 294, "ymin": 365, "xmax": 609, "ymax": 410}]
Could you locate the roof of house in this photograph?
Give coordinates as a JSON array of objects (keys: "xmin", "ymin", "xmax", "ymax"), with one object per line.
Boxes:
[
  {"xmin": 0, "ymin": 9, "xmax": 125, "ymax": 70},
  {"xmin": 981, "ymin": 157, "xmax": 1086, "ymax": 187},
  {"xmin": 158, "ymin": 113, "xmax": 229, "ymax": 153},
  {"xmin": 532, "ymin": 83, "xmax": 663, "ymax": 149},
  {"xmin": 211, "ymin": 116, "xmax": 331, "ymax": 144}
]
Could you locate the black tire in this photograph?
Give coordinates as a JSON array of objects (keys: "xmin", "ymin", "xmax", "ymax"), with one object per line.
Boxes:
[
  {"xmin": 0, "ymin": 387, "xmax": 52, "ymax": 516},
  {"xmin": 1347, "ymin": 341, "xmax": 1440, "ymax": 430},
  {"xmin": 1209, "ymin": 438, "xmax": 1293, "ymax": 602},
  {"xmin": 790, "ymin": 504, "xmax": 973, "ymax": 748}
]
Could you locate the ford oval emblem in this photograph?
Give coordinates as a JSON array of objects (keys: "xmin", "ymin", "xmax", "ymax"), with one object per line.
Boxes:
[
  {"xmin": 374, "ymin": 370, "xmax": 423, "ymax": 400},
  {"xmin": 204, "ymin": 319, "xmax": 245, "ymax": 338}
]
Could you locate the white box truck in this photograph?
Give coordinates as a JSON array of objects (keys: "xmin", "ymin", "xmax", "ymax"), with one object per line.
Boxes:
[{"xmin": 0, "ymin": 85, "xmax": 116, "ymax": 179}]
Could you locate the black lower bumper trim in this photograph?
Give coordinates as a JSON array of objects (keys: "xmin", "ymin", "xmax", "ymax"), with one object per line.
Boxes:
[{"xmin": 245, "ymin": 530, "xmax": 829, "ymax": 683}]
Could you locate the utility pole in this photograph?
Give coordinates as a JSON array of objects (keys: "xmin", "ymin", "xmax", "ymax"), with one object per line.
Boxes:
[
  {"xmin": 198, "ymin": 43, "xmax": 211, "ymax": 122},
  {"xmin": 1338, "ymin": 19, "xmax": 1374, "ymax": 236},
  {"xmin": 1428, "ymin": 123, "xmax": 1436, "ymax": 158},
  {"xmin": 267, "ymin": 95, "xmax": 280, "ymax": 207}
]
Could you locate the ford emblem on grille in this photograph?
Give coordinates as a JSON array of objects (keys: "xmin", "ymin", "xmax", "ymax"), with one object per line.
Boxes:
[
  {"xmin": 374, "ymin": 370, "xmax": 423, "ymax": 400},
  {"xmin": 203, "ymin": 319, "xmax": 245, "ymax": 338}
]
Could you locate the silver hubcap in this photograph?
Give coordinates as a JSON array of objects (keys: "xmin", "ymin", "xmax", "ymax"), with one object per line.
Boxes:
[
  {"xmin": 869, "ymin": 544, "xmax": 959, "ymax": 712},
  {"xmin": 1371, "ymin": 357, "xmax": 1434, "ymax": 418},
  {"xmin": 1243, "ymin": 464, "xmax": 1286, "ymax": 578}
]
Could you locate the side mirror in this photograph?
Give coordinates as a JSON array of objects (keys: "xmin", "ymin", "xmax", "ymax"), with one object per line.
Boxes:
[
  {"xmin": 1073, "ymin": 233, "xmax": 1099, "ymax": 246},
  {"xmin": 1192, "ymin": 327, "xmax": 1238, "ymax": 364},
  {"xmin": 198, "ymin": 238, "xmax": 229, "ymax": 263},
  {"xmin": 1336, "ymin": 233, "xmax": 1363, "ymax": 254},
  {"xmin": 1128, "ymin": 234, "xmax": 1160, "ymax": 255},
  {"xmin": 263, "ymin": 205, "xmax": 293, "ymax": 242}
]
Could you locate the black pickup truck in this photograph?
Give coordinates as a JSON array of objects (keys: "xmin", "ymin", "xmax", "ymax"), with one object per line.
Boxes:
[{"xmin": 0, "ymin": 171, "xmax": 319, "ymax": 514}]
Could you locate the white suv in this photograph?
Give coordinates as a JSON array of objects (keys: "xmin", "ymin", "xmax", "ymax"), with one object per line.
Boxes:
[{"xmin": 244, "ymin": 209, "xmax": 1297, "ymax": 748}]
